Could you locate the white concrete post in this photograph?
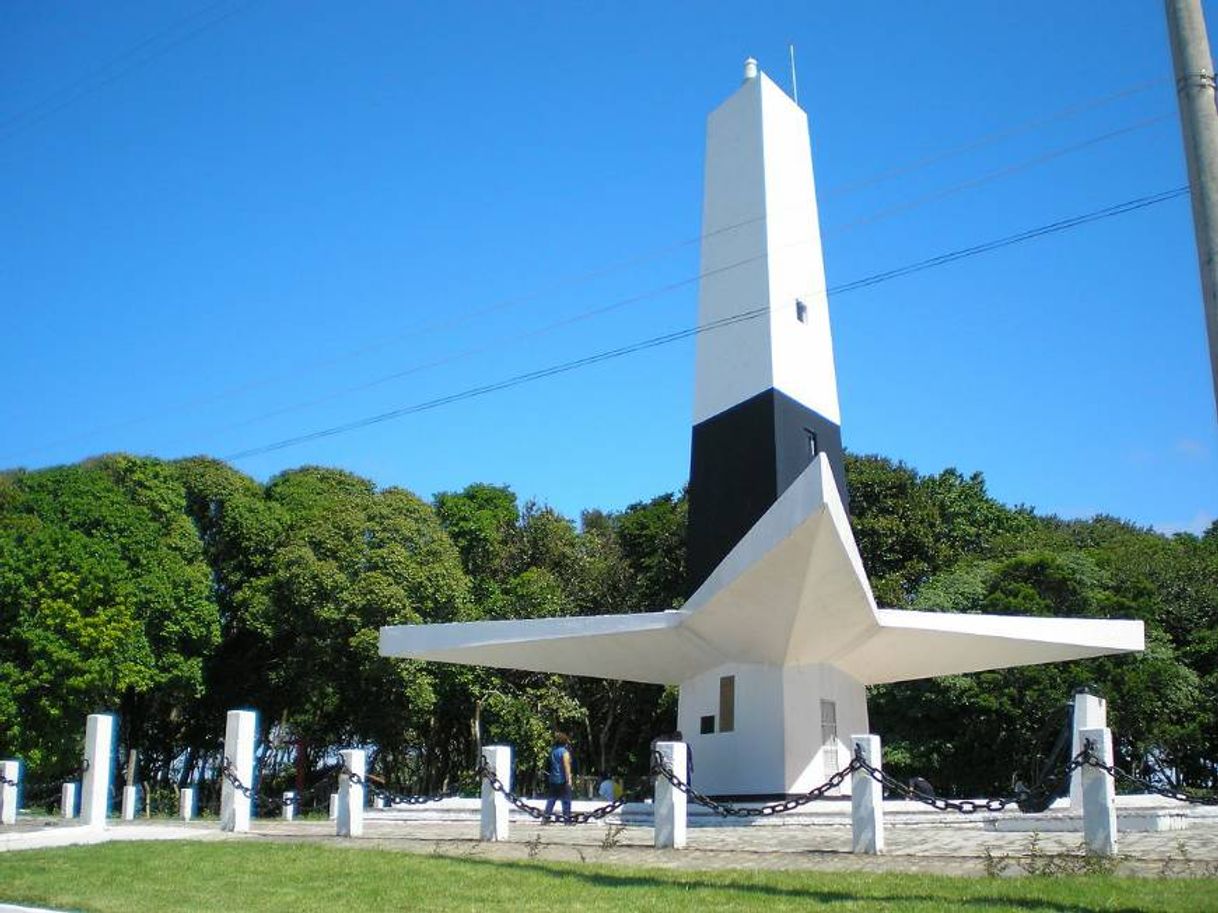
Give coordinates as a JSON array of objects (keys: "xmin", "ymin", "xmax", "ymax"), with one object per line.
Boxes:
[
  {"xmin": 180, "ymin": 787, "xmax": 195, "ymax": 822},
  {"xmin": 480, "ymin": 745, "xmax": 511, "ymax": 842},
  {"xmin": 121, "ymin": 785, "xmax": 139, "ymax": 820},
  {"xmin": 337, "ymin": 749, "xmax": 365, "ymax": 838},
  {"xmin": 80, "ymin": 713, "xmax": 115, "ymax": 827},
  {"xmin": 61, "ymin": 782, "xmax": 78, "ymax": 819},
  {"xmin": 373, "ymin": 795, "xmax": 386, "ymax": 809},
  {"xmin": 328, "ymin": 792, "xmax": 338, "ymax": 819},
  {"xmin": 1070, "ymin": 692, "xmax": 1106, "ymax": 808},
  {"xmin": 0, "ymin": 760, "xmax": 19, "ymax": 825},
  {"xmin": 1080, "ymin": 726, "xmax": 1117, "ymax": 856},
  {"xmin": 220, "ymin": 709, "xmax": 257, "ymax": 833},
  {"xmin": 850, "ymin": 734, "xmax": 884, "ymax": 854},
  {"xmin": 654, "ymin": 741, "xmax": 687, "ymax": 849},
  {"xmin": 282, "ymin": 792, "xmax": 296, "ymax": 821}
]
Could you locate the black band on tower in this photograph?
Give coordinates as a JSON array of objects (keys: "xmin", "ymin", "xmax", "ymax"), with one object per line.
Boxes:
[{"xmin": 686, "ymin": 388, "xmax": 846, "ymax": 593}]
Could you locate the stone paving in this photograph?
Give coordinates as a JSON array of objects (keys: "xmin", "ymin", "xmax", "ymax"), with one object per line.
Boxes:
[{"xmin": 4, "ymin": 812, "xmax": 1217, "ymax": 878}]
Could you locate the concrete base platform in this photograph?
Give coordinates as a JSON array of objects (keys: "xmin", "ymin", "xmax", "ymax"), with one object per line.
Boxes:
[{"xmin": 370, "ymin": 794, "xmax": 1218, "ymax": 834}]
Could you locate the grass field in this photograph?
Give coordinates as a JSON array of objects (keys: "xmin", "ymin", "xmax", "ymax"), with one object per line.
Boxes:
[{"xmin": 0, "ymin": 842, "xmax": 1216, "ymax": 912}]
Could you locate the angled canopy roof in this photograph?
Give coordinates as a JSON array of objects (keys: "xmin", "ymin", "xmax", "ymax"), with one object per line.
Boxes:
[{"xmin": 379, "ymin": 455, "xmax": 1144, "ymax": 685}]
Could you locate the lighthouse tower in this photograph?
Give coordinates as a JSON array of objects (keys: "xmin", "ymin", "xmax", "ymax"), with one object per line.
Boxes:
[
  {"xmin": 688, "ymin": 58, "xmax": 845, "ymax": 595},
  {"xmin": 379, "ymin": 60, "xmax": 1143, "ymax": 799},
  {"xmin": 680, "ymin": 60, "xmax": 859, "ymax": 796}
]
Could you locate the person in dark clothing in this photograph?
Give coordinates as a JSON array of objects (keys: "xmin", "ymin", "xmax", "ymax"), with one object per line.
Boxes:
[
  {"xmin": 908, "ymin": 776, "xmax": 935, "ymax": 798},
  {"xmin": 542, "ymin": 732, "xmax": 573, "ymax": 823}
]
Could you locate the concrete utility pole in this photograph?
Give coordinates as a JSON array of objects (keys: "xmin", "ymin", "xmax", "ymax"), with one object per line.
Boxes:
[{"xmin": 1166, "ymin": 0, "xmax": 1218, "ymax": 419}]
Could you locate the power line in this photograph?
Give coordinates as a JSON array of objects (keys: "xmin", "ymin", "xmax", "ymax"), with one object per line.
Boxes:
[
  {"xmin": 223, "ymin": 186, "xmax": 1188, "ymax": 462},
  {"xmin": 210, "ymin": 251, "xmax": 766, "ymax": 433},
  {"xmin": 830, "ymin": 186, "xmax": 1188, "ymax": 294},
  {"xmin": 822, "ymin": 77, "xmax": 1167, "ymax": 198},
  {"xmin": 831, "ymin": 114, "xmax": 1173, "ymax": 233},
  {"xmin": 7, "ymin": 78, "xmax": 1168, "ymax": 456},
  {"xmin": 224, "ymin": 309, "xmax": 763, "ymax": 460},
  {"xmin": 10, "ymin": 110, "xmax": 1171, "ymax": 462},
  {"xmin": 0, "ymin": 0, "xmax": 258, "ymax": 145},
  {"xmin": 187, "ymin": 115, "xmax": 1181, "ymax": 442}
]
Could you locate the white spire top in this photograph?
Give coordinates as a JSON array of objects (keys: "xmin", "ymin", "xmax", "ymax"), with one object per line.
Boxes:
[
  {"xmin": 743, "ymin": 57, "xmax": 759, "ymax": 81},
  {"xmin": 693, "ymin": 67, "xmax": 841, "ymax": 425}
]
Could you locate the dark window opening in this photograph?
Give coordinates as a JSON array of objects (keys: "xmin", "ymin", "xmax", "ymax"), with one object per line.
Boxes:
[
  {"xmin": 700, "ymin": 715, "xmax": 716, "ymax": 735},
  {"xmin": 795, "ymin": 299, "xmax": 808, "ymax": 323},
  {"xmin": 805, "ymin": 428, "xmax": 818, "ymax": 460},
  {"xmin": 719, "ymin": 675, "xmax": 735, "ymax": 733}
]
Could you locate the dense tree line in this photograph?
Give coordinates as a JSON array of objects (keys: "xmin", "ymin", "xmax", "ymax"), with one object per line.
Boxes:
[{"xmin": 0, "ymin": 452, "xmax": 1213, "ymax": 801}]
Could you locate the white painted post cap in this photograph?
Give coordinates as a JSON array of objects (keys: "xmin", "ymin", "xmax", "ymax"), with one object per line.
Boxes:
[{"xmin": 743, "ymin": 57, "xmax": 759, "ymax": 81}]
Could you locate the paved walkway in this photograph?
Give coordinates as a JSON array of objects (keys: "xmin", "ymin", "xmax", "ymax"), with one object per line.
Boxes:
[{"xmin": 3, "ymin": 812, "xmax": 1217, "ymax": 878}]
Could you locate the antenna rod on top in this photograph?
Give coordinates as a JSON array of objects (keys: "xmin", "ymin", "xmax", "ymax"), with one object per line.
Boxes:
[{"xmin": 789, "ymin": 43, "xmax": 799, "ymax": 105}]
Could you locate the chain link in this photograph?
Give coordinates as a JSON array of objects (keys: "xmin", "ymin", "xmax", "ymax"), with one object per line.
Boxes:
[
  {"xmin": 850, "ymin": 746, "xmax": 1088, "ymax": 815},
  {"xmin": 477, "ymin": 762, "xmax": 628, "ymax": 824},
  {"xmin": 0, "ymin": 758, "xmax": 88, "ymax": 792},
  {"xmin": 259, "ymin": 786, "xmax": 314, "ymax": 811},
  {"xmin": 340, "ymin": 766, "xmax": 450, "ymax": 807},
  {"xmin": 185, "ymin": 738, "xmax": 1218, "ymax": 824},
  {"xmin": 649, "ymin": 749, "xmax": 859, "ymax": 818},
  {"xmin": 221, "ymin": 759, "xmax": 334, "ymax": 813},
  {"xmin": 1077, "ymin": 745, "xmax": 1218, "ymax": 806},
  {"xmin": 222, "ymin": 760, "xmax": 451, "ymax": 814},
  {"xmin": 220, "ymin": 756, "xmax": 254, "ymax": 799}
]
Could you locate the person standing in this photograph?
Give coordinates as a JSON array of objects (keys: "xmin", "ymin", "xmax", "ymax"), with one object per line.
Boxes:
[{"xmin": 542, "ymin": 732, "xmax": 573, "ymax": 823}]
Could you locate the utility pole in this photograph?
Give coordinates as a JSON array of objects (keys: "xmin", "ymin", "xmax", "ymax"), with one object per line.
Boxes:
[{"xmin": 1166, "ymin": 0, "xmax": 1218, "ymax": 419}]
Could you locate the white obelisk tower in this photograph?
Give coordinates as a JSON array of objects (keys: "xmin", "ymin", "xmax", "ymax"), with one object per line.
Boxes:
[
  {"xmin": 379, "ymin": 60, "xmax": 1143, "ymax": 799},
  {"xmin": 680, "ymin": 59, "xmax": 858, "ymax": 796}
]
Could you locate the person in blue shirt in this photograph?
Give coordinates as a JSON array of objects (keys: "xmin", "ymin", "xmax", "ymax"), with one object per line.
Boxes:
[{"xmin": 542, "ymin": 732, "xmax": 574, "ymax": 823}]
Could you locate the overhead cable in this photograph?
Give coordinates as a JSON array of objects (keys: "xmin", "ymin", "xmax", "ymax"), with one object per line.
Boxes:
[
  {"xmin": 223, "ymin": 186, "xmax": 1188, "ymax": 461},
  {"xmin": 0, "ymin": 0, "xmax": 258, "ymax": 145}
]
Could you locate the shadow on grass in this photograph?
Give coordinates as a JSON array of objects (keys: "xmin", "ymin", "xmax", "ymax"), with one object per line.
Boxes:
[{"xmin": 433, "ymin": 854, "xmax": 1164, "ymax": 913}]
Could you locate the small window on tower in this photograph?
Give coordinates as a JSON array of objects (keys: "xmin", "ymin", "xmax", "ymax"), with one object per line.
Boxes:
[
  {"xmin": 805, "ymin": 428, "xmax": 818, "ymax": 460},
  {"xmin": 719, "ymin": 675, "xmax": 735, "ymax": 733},
  {"xmin": 700, "ymin": 715, "xmax": 715, "ymax": 735},
  {"xmin": 795, "ymin": 299, "xmax": 808, "ymax": 323}
]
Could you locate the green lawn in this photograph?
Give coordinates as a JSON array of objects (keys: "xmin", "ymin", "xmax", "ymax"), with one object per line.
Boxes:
[{"xmin": 0, "ymin": 841, "xmax": 1215, "ymax": 912}]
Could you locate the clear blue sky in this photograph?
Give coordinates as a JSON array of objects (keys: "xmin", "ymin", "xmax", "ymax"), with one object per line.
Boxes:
[{"xmin": 2, "ymin": 1, "xmax": 1215, "ymax": 535}]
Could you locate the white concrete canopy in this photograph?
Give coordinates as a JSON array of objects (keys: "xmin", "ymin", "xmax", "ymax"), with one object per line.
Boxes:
[{"xmin": 379, "ymin": 455, "xmax": 1144, "ymax": 688}]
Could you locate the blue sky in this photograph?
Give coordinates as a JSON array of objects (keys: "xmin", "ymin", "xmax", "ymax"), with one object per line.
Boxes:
[{"xmin": 2, "ymin": 1, "xmax": 1215, "ymax": 535}]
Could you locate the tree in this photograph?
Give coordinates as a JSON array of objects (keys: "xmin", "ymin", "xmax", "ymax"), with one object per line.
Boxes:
[
  {"xmin": 872, "ymin": 545, "xmax": 1207, "ymax": 795},
  {"xmin": 0, "ymin": 456, "xmax": 220, "ymax": 783},
  {"xmin": 845, "ymin": 455, "xmax": 1028, "ymax": 605}
]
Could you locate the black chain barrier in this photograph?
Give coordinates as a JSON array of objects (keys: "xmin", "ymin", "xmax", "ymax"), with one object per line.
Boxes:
[
  {"xmin": 851, "ymin": 746, "xmax": 1090, "ymax": 815},
  {"xmin": 207, "ymin": 739, "xmax": 1218, "ymax": 826},
  {"xmin": 476, "ymin": 761, "xmax": 630, "ymax": 824},
  {"xmin": 220, "ymin": 756, "xmax": 254, "ymax": 800},
  {"xmin": 1077, "ymin": 746, "xmax": 1218, "ymax": 806},
  {"xmin": 219, "ymin": 757, "xmax": 451, "ymax": 815},
  {"xmin": 649, "ymin": 748, "xmax": 859, "ymax": 818},
  {"xmin": 1, "ymin": 757, "xmax": 89, "ymax": 796},
  {"xmin": 10, "ymin": 759, "xmax": 93, "ymax": 809},
  {"xmin": 255, "ymin": 782, "xmax": 324, "ymax": 814},
  {"xmin": 339, "ymin": 766, "xmax": 451, "ymax": 807},
  {"xmin": 221, "ymin": 756, "xmax": 341, "ymax": 814}
]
